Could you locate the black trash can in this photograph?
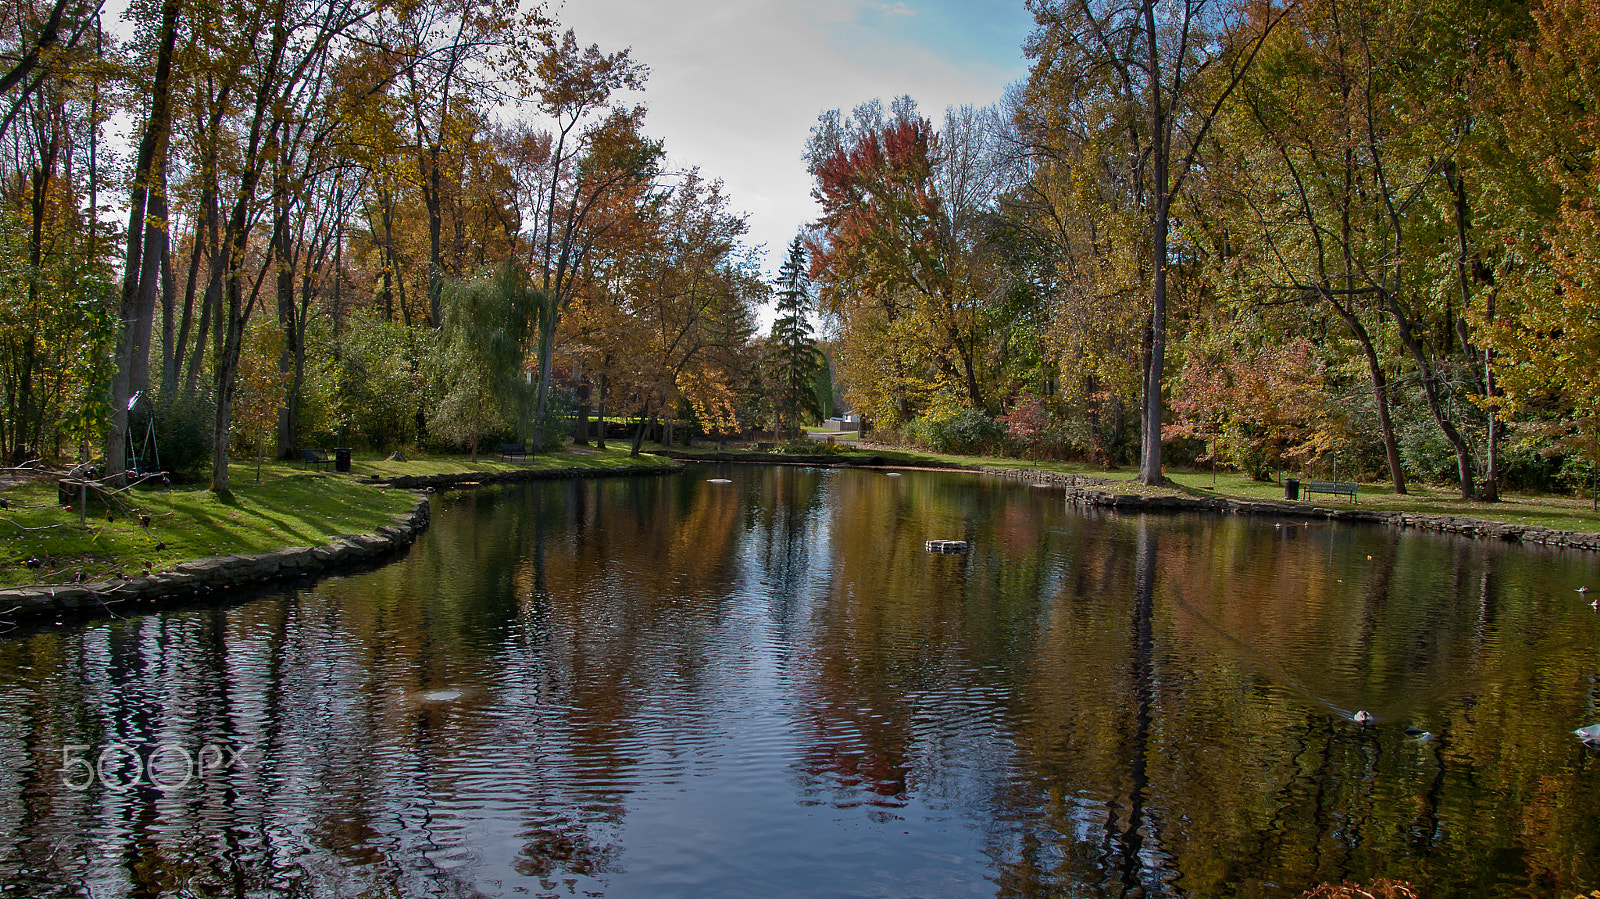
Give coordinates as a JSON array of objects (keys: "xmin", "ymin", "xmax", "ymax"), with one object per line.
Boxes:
[
  {"xmin": 334, "ymin": 447, "xmax": 352, "ymax": 473},
  {"xmin": 1284, "ymin": 478, "xmax": 1300, "ymax": 501}
]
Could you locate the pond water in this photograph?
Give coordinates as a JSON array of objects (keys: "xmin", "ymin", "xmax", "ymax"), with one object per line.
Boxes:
[{"xmin": 3, "ymin": 464, "xmax": 1600, "ymax": 898}]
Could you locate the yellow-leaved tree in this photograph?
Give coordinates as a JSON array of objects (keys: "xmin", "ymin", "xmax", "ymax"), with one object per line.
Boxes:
[{"xmin": 1473, "ymin": 0, "xmax": 1600, "ymax": 503}]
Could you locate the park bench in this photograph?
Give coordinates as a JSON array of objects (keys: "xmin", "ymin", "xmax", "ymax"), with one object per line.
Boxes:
[
  {"xmin": 500, "ymin": 443, "xmax": 529, "ymax": 462},
  {"xmin": 1303, "ymin": 480, "xmax": 1357, "ymax": 503},
  {"xmin": 300, "ymin": 448, "xmax": 334, "ymax": 471}
]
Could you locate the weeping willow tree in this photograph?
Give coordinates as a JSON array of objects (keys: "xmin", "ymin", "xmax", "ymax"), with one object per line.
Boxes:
[{"xmin": 434, "ymin": 261, "xmax": 547, "ymax": 460}]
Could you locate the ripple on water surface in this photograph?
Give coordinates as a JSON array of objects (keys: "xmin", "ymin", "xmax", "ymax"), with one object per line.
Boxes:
[{"xmin": 4, "ymin": 468, "xmax": 1600, "ymax": 897}]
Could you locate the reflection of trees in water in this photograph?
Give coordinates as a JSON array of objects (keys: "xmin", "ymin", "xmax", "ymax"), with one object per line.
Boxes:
[
  {"xmin": 5, "ymin": 473, "xmax": 1600, "ymax": 896},
  {"xmin": 0, "ymin": 595, "xmax": 506, "ymax": 897},
  {"xmin": 497, "ymin": 474, "xmax": 752, "ymax": 889},
  {"xmin": 984, "ymin": 511, "xmax": 1600, "ymax": 897},
  {"xmin": 784, "ymin": 472, "xmax": 1058, "ymax": 818}
]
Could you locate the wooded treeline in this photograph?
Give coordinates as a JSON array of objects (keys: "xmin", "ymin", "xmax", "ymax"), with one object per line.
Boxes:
[
  {"xmin": 5, "ymin": 0, "xmax": 1597, "ymax": 499},
  {"xmin": 0, "ymin": 0, "xmax": 793, "ymax": 490},
  {"xmin": 806, "ymin": 0, "xmax": 1600, "ymax": 498}
]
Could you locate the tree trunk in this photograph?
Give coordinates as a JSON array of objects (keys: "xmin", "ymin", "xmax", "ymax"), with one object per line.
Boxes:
[
  {"xmin": 1329, "ymin": 299, "xmax": 1406, "ymax": 494},
  {"xmin": 110, "ymin": 0, "xmax": 179, "ymax": 484},
  {"xmin": 211, "ymin": 10, "xmax": 288, "ymax": 493},
  {"xmin": 159, "ymin": 188, "xmax": 177, "ymax": 396},
  {"xmin": 574, "ymin": 376, "xmax": 590, "ymax": 445},
  {"xmin": 1483, "ymin": 289, "xmax": 1500, "ymax": 501},
  {"xmin": 1447, "ymin": 160, "xmax": 1496, "ymax": 501},
  {"xmin": 422, "ymin": 145, "xmax": 445, "ymax": 328},
  {"xmin": 130, "ymin": 179, "xmax": 167, "ymax": 394},
  {"xmin": 530, "ymin": 298, "xmax": 557, "ymax": 451},
  {"xmin": 20, "ymin": 135, "xmax": 58, "ymax": 460},
  {"xmin": 595, "ymin": 373, "xmax": 607, "ymax": 450},
  {"xmin": 1136, "ymin": 0, "xmax": 1168, "ymax": 487},
  {"xmin": 1387, "ymin": 291, "xmax": 1475, "ymax": 498},
  {"xmin": 273, "ymin": 188, "xmax": 298, "ymax": 459},
  {"xmin": 630, "ymin": 403, "xmax": 653, "ymax": 457}
]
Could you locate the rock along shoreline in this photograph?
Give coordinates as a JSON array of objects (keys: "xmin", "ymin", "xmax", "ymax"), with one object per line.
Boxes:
[{"xmin": 0, "ymin": 460, "xmax": 679, "ymax": 627}]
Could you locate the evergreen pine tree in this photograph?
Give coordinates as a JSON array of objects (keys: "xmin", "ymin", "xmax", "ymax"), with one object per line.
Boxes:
[{"xmin": 770, "ymin": 236, "xmax": 824, "ymax": 438}]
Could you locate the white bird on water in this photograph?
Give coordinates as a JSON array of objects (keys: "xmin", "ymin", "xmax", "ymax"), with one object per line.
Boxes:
[
  {"xmin": 1576, "ymin": 724, "xmax": 1600, "ymax": 745},
  {"xmin": 1353, "ymin": 711, "xmax": 1376, "ymax": 725}
]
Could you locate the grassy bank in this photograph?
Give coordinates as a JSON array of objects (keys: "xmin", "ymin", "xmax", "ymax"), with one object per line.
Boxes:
[
  {"xmin": 0, "ymin": 446, "xmax": 672, "ymax": 589},
  {"xmin": 656, "ymin": 439, "xmax": 1600, "ymax": 535}
]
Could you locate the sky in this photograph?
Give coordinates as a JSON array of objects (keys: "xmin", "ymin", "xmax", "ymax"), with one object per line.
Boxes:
[{"xmin": 549, "ymin": 0, "xmax": 1037, "ymax": 302}]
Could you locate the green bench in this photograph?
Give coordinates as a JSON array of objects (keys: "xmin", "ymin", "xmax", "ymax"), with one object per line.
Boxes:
[
  {"xmin": 300, "ymin": 448, "xmax": 334, "ymax": 471},
  {"xmin": 1303, "ymin": 480, "xmax": 1357, "ymax": 503}
]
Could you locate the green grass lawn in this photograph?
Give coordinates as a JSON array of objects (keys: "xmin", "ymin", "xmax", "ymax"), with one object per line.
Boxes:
[
  {"xmin": 0, "ymin": 446, "xmax": 673, "ymax": 589},
  {"xmin": 349, "ymin": 444, "xmax": 677, "ymax": 479},
  {"xmin": 928, "ymin": 449, "xmax": 1600, "ymax": 533},
  {"xmin": 1156, "ymin": 467, "xmax": 1600, "ymax": 532}
]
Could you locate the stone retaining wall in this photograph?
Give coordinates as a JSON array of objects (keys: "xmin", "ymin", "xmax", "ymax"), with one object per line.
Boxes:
[
  {"xmin": 0, "ymin": 497, "xmax": 432, "ymax": 625},
  {"xmin": 979, "ymin": 465, "xmax": 1600, "ymax": 550}
]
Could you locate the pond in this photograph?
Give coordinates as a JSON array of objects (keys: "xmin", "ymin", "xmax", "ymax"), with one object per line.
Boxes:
[{"xmin": 2, "ymin": 464, "xmax": 1599, "ymax": 898}]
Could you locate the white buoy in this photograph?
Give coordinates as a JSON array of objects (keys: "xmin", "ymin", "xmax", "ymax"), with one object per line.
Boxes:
[
  {"xmin": 1353, "ymin": 710, "xmax": 1376, "ymax": 725},
  {"xmin": 708, "ymin": 478, "xmax": 732, "ymax": 484},
  {"xmin": 886, "ymin": 472, "xmax": 902, "ymax": 477}
]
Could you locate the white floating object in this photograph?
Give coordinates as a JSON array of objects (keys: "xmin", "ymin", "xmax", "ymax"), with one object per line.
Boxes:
[
  {"xmin": 1578, "ymin": 586, "xmax": 1590, "ymax": 594},
  {"xmin": 1407, "ymin": 731, "xmax": 1434, "ymax": 743},
  {"xmin": 1576, "ymin": 724, "xmax": 1600, "ymax": 743},
  {"xmin": 1032, "ymin": 482, "xmax": 1051, "ymax": 488},
  {"xmin": 885, "ymin": 472, "xmax": 901, "ymax": 477},
  {"xmin": 925, "ymin": 539, "xmax": 968, "ymax": 554},
  {"xmin": 1353, "ymin": 710, "xmax": 1376, "ymax": 725},
  {"xmin": 707, "ymin": 478, "xmax": 732, "ymax": 484},
  {"xmin": 422, "ymin": 690, "xmax": 462, "ymax": 702}
]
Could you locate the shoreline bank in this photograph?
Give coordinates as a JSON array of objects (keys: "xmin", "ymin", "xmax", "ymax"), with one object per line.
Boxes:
[
  {"xmin": 670, "ymin": 448, "xmax": 1600, "ymax": 551},
  {"xmin": 978, "ymin": 465, "xmax": 1600, "ymax": 550},
  {"xmin": 0, "ymin": 460, "xmax": 679, "ymax": 628}
]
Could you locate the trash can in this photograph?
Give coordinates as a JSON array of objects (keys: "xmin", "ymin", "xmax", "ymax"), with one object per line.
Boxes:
[
  {"xmin": 334, "ymin": 447, "xmax": 352, "ymax": 473},
  {"xmin": 1284, "ymin": 478, "xmax": 1300, "ymax": 501}
]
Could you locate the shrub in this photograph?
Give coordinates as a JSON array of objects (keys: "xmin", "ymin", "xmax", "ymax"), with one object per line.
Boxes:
[
  {"xmin": 151, "ymin": 390, "xmax": 215, "ymax": 477},
  {"xmin": 909, "ymin": 407, "xmax": 1004, "ymax": 455}
]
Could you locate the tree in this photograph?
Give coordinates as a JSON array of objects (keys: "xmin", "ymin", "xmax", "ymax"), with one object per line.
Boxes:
[
  {"xmin": 433, "ymin": 261, "xmax": 544, "ymax": 460},
  {"xmin": 1205, "ymin": 0, "xmax": 1414, "ymax": 492},
  {"xmin": 806, "ymin": 99, "xmax": 1018, "ymax": 420},
  {"xmin": 1023, "ymin": 0, "xmax": 1290, "ymax": 484},
  {"xmin": 524, "ymin": 29, "xmax": 650, "ymax": 452},
  {"xmin": 1473, "ymin": 0, "xmax": 1600, "ymax": 487},
  {"xmin": 235, "ymin": 319, "xmax": 286, "ymax": 482},
  {"xmin": 1167, "ymin": 335, "xmax": 1341, "ymax": 480},
  {"xmin": 769, "ymin": 235, "xmax": 823, "ymax": 438},
  {"xmin": 108, "ymin": 0, "xmax": 180, "ymax": 484}
]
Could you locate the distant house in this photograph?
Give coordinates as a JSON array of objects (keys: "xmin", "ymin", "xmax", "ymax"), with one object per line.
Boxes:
[{"xmin": 823, "ymin": 412, "xmax": 860, "ymax": 432}]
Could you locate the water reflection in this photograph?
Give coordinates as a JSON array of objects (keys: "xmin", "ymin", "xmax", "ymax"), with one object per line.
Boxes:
[{"xmin": 2, "ymin": 465, "xmax": 1600, "ymax": 897}]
